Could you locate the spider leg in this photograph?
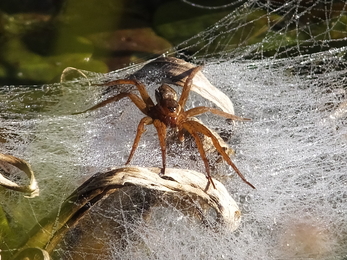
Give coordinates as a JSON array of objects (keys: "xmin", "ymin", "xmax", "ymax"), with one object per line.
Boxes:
[
  {"xmin": 75, "ymin": 92, "xmax": 148, "ymax": 115},
  {"xmin": 178, "ymin": 66, "xmax": 203, "ymax": 108},
  {"xmin": 185, "ymin": 106, "xmax": 251, "ymax": 121},
  {"xmin": 183, "ymin": 119, "xmax": 255, "ymax": 189},
  {"xmin": 153, "ymin": 119, "xmax": 167, "ymax": 176},
  {"xmin": 125, "ymin": 116, "xmax": 153, "ymax": 165},
  {"xmin": 185, "ymin": 128, "xmax": 216, "ymax": 189},
  {"xmin": 103, "ymin": 79, "xmax": 155, "ymax": 108}
]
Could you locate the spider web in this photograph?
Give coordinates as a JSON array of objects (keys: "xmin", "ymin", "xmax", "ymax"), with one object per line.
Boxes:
[{"xmin": 1, "ymin": 0, "xmax": 347, "ymax": 259}]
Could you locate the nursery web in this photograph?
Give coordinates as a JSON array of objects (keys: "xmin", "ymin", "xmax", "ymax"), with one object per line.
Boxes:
[{"xmin": 1, "ymin": 0, "xmax": 347, "ymax": 259}]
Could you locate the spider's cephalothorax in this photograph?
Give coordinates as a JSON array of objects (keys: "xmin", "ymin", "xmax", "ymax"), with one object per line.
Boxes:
[
  {"xmin": 152, "ymin": 84, "xmax": 182, "ymax": 128},
  {"xmin": 76, "ymin": 67, "xmax": 255, "ymax": 190}
]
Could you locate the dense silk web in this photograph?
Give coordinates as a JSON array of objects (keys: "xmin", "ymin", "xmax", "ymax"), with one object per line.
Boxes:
[{"xmin": 1, "ymin": 0, "xmax": 347, "ymax": 259}]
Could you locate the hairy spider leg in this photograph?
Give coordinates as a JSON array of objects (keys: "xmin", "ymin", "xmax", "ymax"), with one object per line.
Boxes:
[
  {"xmin": 183, "ymin": 119, "xmax": 256, "ymax": 189},
  {"xmin": 178, "ymin": 66, "xmax": 203, "ymax": 109},
  {"xmin": 186, "ymin": 129, "xmax": 217, "ymax": 189},
  {"xmin": 153, "ymin": 119, "xmax": 167, "ymax": 176},
  {"xmin": 125, "ymin": 116, "xmax": 153, "ymax": 164},
  {"xmin": 103, "ymin": 79, "xmax": 155, "ymax": 108},
  {"xmin": 75, "ymin": 92, "xmax": 148, "ymax": 114},
  {"xmin": 185, "ymin": 106, "xmax": 251, "ymax": 121}
]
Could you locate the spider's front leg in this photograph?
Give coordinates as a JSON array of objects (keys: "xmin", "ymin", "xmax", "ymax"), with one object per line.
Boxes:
[
  {"xmin": 75, "ymin": 78, "xmax": 156, "ymax": 115},
  {"xmin": 125, "ymin": 116, "xmax": 153, "ymax": 165},
  {"xmin": 74, "ymin": 92, "xmax": 148, "ymax": 115},
  {"xmin": 103, "ymin": 79, "xmax": 154, "ymax": 108}
]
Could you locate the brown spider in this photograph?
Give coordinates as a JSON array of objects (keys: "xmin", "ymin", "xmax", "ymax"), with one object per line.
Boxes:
[{"xmin": 77, "ymin": 66, "xmax": 255, "ymax": 189}]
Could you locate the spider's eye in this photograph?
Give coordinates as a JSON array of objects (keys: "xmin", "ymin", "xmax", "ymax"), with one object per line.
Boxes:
[{"xmin": 168, "ymin": 106, "xmax": 176, "ymax": 113}]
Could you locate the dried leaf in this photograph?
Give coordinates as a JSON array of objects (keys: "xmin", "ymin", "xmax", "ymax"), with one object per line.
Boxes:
[
  {"xmin": 12, "ymin": 247, "xmax": 50, "ymax": 260},
  {"xmin": 60, "ymin": 66, "xmax": 103, "ymax": 84},
  {"xmin": 132, "ymin": 57, "xmax": 235, "ymax": 114},
  {"xmin": 18, "ymin": 166, "xmax": 240, "ymax": 256},
  {"xmin": 0, "ymin": 153, "xmax": 39, "ymax": 198}
]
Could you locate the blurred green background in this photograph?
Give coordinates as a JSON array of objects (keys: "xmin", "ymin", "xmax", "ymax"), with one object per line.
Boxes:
[
  {"xmin": 1, "ymin": 0, "xmax": 347, "ymax": 84},
  {"xmin": 0, "ymin": 0, "xmax": 241, "ymax": 85}
]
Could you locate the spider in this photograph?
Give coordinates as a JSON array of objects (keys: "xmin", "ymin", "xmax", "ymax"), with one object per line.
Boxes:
[{"xmin": 77, "ymin": 66, "xmax": 255, "ymax": 189}]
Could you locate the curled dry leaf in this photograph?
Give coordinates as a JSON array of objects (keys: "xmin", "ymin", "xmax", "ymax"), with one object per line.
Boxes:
[
  {"xmin": 60, "ymin": 67, "xmax": 90, "ymax": 83},
  {"xmin": 17, "ymin": 166, "xmax": 240, "ymax": 257},
  {"xmin": 0, "ymin": 153, "xmax": 39, "ymax": 198},
  {"xmin": 12, "ymin": 247, "xmax": 50, "ymax": 260},
  {"xmin": 132, "ymin": 57, "xmax": 235, "ymax": 114},
  {"xmin": 60, "ymin": 66, "xmax": 104, "ymax": 84}
]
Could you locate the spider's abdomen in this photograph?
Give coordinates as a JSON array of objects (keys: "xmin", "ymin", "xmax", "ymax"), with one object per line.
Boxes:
[{"xmin": 155, "ymin": 84, "xmax": 178, "ymax": 102}]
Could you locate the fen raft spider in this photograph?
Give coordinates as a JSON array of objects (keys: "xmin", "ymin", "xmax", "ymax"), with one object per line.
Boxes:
[{"xmin": 77, "ymin": 66, "xmax": 255, "ymax": 189}]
